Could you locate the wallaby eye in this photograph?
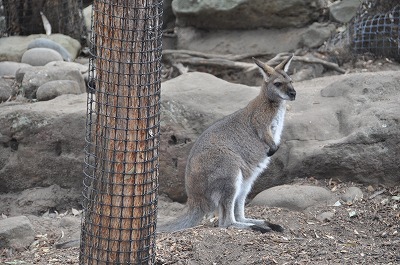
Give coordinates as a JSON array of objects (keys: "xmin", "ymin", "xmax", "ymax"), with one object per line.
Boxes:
[{"xmin": 274, "ymin": 82, "xmax": 283, "ymax": 88}]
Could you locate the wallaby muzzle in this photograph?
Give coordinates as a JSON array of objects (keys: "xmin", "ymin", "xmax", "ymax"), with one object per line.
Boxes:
[{"xmin": 288, "ymin": 89, "xmax": 296, "ymax": 101}]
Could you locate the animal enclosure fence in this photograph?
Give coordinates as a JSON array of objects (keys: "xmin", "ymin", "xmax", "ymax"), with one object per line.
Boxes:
[
  {"xmin": 329, "ymin": 3, "xmax": 400, "ymax": 62},
  {"xmin": 352, "ymin": 4, "xmax": 400, "ymax": 61},
  {"xmin": 81, "ymin": 0, "xmax": 163, "ymax": 264}
]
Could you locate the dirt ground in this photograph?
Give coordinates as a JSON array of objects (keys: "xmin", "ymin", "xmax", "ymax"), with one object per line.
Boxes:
[{"xmin": 1, "ymin": 178, "xmax": 399, "ymax": 265}]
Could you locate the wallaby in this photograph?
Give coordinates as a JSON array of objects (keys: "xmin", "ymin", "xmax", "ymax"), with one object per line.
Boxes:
[{"xmin": 159, "ymin": 55, "xmax": 296, "ymax": 233}]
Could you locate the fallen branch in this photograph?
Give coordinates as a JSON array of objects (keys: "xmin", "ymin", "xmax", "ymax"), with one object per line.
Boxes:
[
  {"xmin": 162, "ymin": 50, "xmax": 346, "ymax": 74},
  {"xmin": 163, "ymin": 49, "xmax": 273, "ymax": 61},
  {"xmin": 267, "ymin": 53, "xmax": 346, "ymax": 74}
]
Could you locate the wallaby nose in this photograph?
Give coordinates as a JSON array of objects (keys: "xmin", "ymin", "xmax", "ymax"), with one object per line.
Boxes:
[{"xmin": 288, "ymin": 90, "xmax": 296, "ymax": 100}]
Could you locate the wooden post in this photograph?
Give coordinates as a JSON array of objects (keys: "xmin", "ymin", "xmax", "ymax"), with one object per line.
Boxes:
[{"xmin": 80, "ymin": 0, "xmax": 162, "ymax": 264}]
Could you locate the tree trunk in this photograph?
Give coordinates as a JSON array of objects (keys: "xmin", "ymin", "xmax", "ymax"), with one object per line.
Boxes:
[{"xmin": 80, "ymin": 0, "xmax": 162, "ymax": 264}]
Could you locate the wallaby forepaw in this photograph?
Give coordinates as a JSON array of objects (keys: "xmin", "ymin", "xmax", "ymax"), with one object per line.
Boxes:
[
  {"xmin": 250, "ymin": 224, "xmax": 272, "ymax": 233},
  {"xmin": 267, "ymin": 146, "xmax": 279, "ymax": 157}
]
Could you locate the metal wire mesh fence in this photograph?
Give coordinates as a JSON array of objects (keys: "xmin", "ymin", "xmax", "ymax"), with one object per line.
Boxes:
[
  {"xmin": 81, "ymin": 0, "xmax": 163, "ymax": 264},
  {"xmin": 327, "ymin": 2, "xmax": 400, "ymax": 63},
  {"xmin": 0, "ymin": 0, "xmax": 85, "ymax": 40},
  {"xmin": 352, "ymin": 4, "xmax": 400, "ymax": 61}
]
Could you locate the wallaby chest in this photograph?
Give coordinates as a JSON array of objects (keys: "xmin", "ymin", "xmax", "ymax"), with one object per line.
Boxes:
[{"xmin": 270, "ymin": 103, "xmax": 286, "ymax": 144}]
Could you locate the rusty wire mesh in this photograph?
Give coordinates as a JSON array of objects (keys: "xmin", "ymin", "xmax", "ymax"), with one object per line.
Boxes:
[
  {"xmin": 0, "ymin": 0, "xmax": 85, "ymax": 40},
  {"xmin": 80, "ymin": 0, "xmax": 163, "ymax": 264}
]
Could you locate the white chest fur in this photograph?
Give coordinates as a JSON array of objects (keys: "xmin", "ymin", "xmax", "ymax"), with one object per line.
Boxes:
[{"xmin": 271, "ymin": 103, "xmax": 286, "ymax": 145}]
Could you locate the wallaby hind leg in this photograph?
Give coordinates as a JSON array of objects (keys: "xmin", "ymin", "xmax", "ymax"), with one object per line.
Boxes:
[
  {"xmin": 234, "ymin": 185, "xmax": 266, "ymax": 226},
  {"xmin": 217, "ymin": 171, "xmax": 265, "ymax": 229}
]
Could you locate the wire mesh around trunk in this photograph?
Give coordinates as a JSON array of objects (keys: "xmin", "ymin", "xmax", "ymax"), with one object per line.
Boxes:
[{"xmin": 80, "ymin": 0, "xmax": 163, "ymax": 264}]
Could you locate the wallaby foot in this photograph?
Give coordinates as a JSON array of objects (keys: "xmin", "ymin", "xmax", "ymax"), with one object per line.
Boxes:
[
  {"xmin": 250, "ymin": 221, "xmax": 284, "ymax": 233},
  {"xmin": 236, "ymin": 217, "xmax": 266, "ymax": 226},
  {"xmin": 265, "ymin": 221, "xmax": 284, "ymax": 232},
  {"xmin": 250, "ymin": 224, "xmax": 271, "ymax": 233}
]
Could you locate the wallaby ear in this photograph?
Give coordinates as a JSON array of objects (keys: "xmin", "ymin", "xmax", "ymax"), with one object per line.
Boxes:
[
  {"xmin": 252, "ymin": 57, "xmax": 275, "ymax": 80},
  {"xmin": 275, "ymin": 54, "xmax": 294, "ymax": 73}
]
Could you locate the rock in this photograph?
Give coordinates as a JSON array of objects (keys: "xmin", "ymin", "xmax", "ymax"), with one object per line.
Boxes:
[
  {"xmin": 46, "ymin": 34, "xmax": 81, "ymax": 60},
  {"xmin": 176, "ymin": 27, "xmax": 308, "ymax": 55},
  {"xmin": 172, "ymin": 0, "xmax": 324, "ymax": 29},
  {"xmin": 16, "ymin": 65, "xmax": 86, "ymax": 99},
  {"xmin": 21, "ymin": 48, "xmax": 63, "ymax": 66},
  {"xmin": 316, "ymin": 211, "xmax": 335, "ymax": 222},
  {"xmin": 83, "ymin": 5, "xmax": 92, "ymax": 32},
  {"xmin": 163, "ymin": 0, "xmax": 175, "ymax": 28},
  {"xmin": 0, "ymin": 78, "xmax": 14, "ymax": 102},
  {"xmin": 0, "ymin": 71, "xmax": 399, "ymax": 205},
  {"xmin": 160, "ymin": 71, "xmax": 400, "ymax": 201},
  {"xmin": 176, "ymin": 23, "xmax": 335, "ymax": 55},
  {"xmin": 27, "ymin": 38, "xmax": 72, "ymax": 61},
  {"xmin": 45, "ymin": 61, "xmax": 89, "ymax": 75},
  {"xmin": 329, "ymin": 0, "xmax": 361, "ymax": 23},
  {"xmin": 341, "ymin": 187, "xmax": 363, "ymax": 204},
  {"xmin": 299, "ymin": 22, "xmax": 336, "ymax": 48},
  {"xmin": 291, "ymin": 63, "xmax": 324, "ymax": 82},
  {"xmin": 0, "ymin": 34, "xmax": 81, "ymax": 62},
  {"xmin": 249, "ymin": 185, "xmax": 336, "ymax": 211},
  {"xmin": 157, "ymin": 195, "xmax": 186, "ymax": 227},
  {"xmin": 13, "ymin": 185, "xmax": 81, "ymax": 215},
  {"xmin": 283, "ymin": 72, "xmax": 400, "ymax": 186},
  {"xmin": 59, "ymin": 216, "xmax": 80, "ymax": 229},
  {"xmin": 0, "ymin": 216, "xmax": 35, "ymax": 249},
  {"xmin": 0, "ymin": 61, "xmax": 31, "ymax": 77},
  {"xmin": 36, "ymin": 80, "xmax": 82, "ymax": 101},
  {"xmin": 0, "ymin": 94, "xmax": 86, "ymax": 195}
]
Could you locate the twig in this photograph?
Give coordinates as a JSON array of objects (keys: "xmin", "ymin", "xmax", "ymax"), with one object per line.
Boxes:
[{"xmin": 369, "ymin": 189, "xmax": 386, "ymax": 199}]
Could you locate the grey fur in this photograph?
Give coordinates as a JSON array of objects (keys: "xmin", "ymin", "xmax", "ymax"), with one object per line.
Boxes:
[{"xmin": 158, "ymin": 55, "xmax": 295, "ymax": 233}]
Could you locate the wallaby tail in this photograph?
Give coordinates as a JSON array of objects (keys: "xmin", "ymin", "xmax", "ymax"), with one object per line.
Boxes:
[{"xmin": 157, "ymin": 206, "xmax": 205, "ymax": 233}]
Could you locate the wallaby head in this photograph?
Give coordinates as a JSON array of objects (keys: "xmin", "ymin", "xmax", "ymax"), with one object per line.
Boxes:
[{"xmin": 253, "ymin": 55, "xmax": 296, "ymax": 102}]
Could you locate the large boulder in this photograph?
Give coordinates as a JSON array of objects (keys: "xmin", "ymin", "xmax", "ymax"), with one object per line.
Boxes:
[
  {"xmin": 21, "ymin": 48, "xmax": 64, "ymax": 66},
  {"xmin": 0, "ymin": 78, "xmax": 14, "ymax": 102},
  {"xmin": 0, "ymin": 34, "xmax": 81, "ymax": 62},
  {"xmin": 329, "ymin": 0, "xmax": 361, "ymax": 23},
  {"xmin": 160, "ymin": 71, "xmax": 400, "ymax": 201},
  {"xmin": 0, "ymin": 216, "xmax": 35, "ymax": 249},
  {"xmin": 176, "ymin": 23, "xmax": 336, "ymax": 55},
  {"xmin": 0, "ymin": 61, "xmax": 31, "ymax": 77},
  {"xmin": 36, "ymin": 80, "xmax": 82, "ymax": 101},
  {"xmin": 172, "ymin": 0, "xmax": 324, "ymax": 30},
  {"xmin": 283, "ymin": 72, "xmax": 400, "ymax": 185},
  {"xmin": 16, "ymin": 65, "xmax": 86, "ymax": 99},
  {"xmin": 0, "ymin": 71, "xmax": 399, "ymax": 206},
  {"xmin": 0, "ymin": 94, "xmax": 87, "ymax": 194}
]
